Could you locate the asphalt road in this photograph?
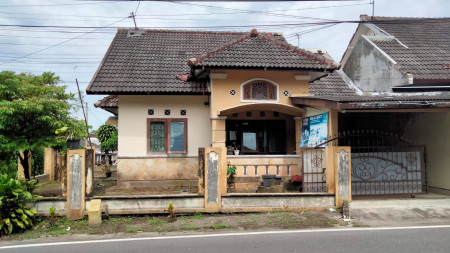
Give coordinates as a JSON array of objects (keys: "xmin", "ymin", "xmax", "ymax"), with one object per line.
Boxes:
[{"xmin": 2, "ymin": 225, "xmax": 450, "ymax": 253}]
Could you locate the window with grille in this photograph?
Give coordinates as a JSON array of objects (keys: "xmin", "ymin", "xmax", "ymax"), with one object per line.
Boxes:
[
  {"xmin": 242, "ymin": 80, "xmax": 277, "ymax": 101},
  {"xmin": 148, "ymin": 118, "xmax": 187, "ymax": 154}
]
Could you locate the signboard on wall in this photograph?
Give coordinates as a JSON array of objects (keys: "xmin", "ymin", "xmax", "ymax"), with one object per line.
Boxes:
[{"xmin": 300, "ymin": 112, "xmax": 329, "ymax": 147}]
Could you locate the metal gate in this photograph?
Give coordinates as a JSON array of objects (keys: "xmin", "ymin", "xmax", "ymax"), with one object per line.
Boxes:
[
  {"xmin": 337, "ymin": 130, "xmax": 427, "ymax": 196},
  {"xmin": 301, "ymin": 148, "xmax": 327, "ymax": 192}
]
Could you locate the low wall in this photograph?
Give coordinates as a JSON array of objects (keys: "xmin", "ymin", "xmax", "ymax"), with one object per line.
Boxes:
[
  {"xmin": 28, "ymin": 193, "xmax": 334, "ymax": 215},
  {"xmin": 117, "ymin": 157, "xmax": 198, "ymax": 188},
  {"xmin": 221, "ymin": 193, "xmax": 335, "ymax": 212},
  {"xmin": 27, "ymin": 197, "xmax": 67, "ymax": 216},
  {"xmin": 90, "ymin": 195, "xmax": 205, "ymax": 214}
]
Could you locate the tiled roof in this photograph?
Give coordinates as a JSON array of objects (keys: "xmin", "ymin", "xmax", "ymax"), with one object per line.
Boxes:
[
  {"xmin": 94, "ymin": 95, "xmax": 118, "ymax": 115},
  {"xmin": 87, "ymin": 29, "xmax": 247, "ymax": 94},
  {"xmin": 309, "ymin": 70, "xmax": 450, "ymax": 103},
  {"xmin": 189, "ymin": 30, "xmax": 339, "ymax": 70},
  {"xmin": 309, "ymin": 70, "xmax": 360, "ymax": 99},
  {"xmin": 94, "ymin": 95, "xmax": 118, "ymax": 108},
  {"xmin": 363, "ymin": 16, "xmax": 450, "ymax": 80},
  {"xmin": 87, "ymin": 29, "xmax": 338, "ymax": 94}
]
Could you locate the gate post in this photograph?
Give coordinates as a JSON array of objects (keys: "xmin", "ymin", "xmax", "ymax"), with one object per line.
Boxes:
[
  {"xmin": 335, "ymin": 147, "xmax": 351, "ymax": 207},
  {"xmin": 325, "ymin": 147, "xmax": 336, "ymax": 194},
  {"xmin": 44, "ymin": 147, "xmax": 56, "ymax": 181},
  {"xmin": 66, "ymin": 149, "xmax": 94, "ymax": 220},
  {"xmin": 202, "ymin": 147, "xmax": 226, "ymax": 212},
  {"xmin": 325, "ymin": 146, "xmax": 352, "ymax": 207}
]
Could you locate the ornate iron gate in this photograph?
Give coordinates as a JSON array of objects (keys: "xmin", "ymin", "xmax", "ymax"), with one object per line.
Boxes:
[
  {"xmin": 301, "ymin": 148, "xmax": 327, "ymax": 192},
  {"xmin": 337, "ymin": 130, "xmax": 427, "ymax": 196}
]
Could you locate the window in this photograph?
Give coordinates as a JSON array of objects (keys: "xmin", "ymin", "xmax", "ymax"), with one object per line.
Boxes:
[
  {"xmin": 226, "ymin": 120, "xmax": 286, "ymax": 155},
  {"xmin": 147, "ymin": 118, "xmax": 187, "ymax": 154},
  {"xmin": 242, "ymin": 80, "xmax": 277, "ymax": 101}
]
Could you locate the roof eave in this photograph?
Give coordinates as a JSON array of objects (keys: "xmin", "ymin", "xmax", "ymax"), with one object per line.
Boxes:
[{"xmin": 292, "ymin": 97, "xmax": 450, "ymax": 110}]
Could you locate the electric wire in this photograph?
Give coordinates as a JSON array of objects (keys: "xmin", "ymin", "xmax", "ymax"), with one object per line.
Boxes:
[{"xmin": 0, "ymin": 17, "xmax": 129, "ymax": 66}]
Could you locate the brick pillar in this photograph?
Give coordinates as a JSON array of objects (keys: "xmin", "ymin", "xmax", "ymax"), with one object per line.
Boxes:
[
  {"xmin": 211, "ymin": 116, "xmax": 227, "ymax": 148},
  {"xmin": 44, "ymin": 147, "xmax": 56, "ymax": 181}
]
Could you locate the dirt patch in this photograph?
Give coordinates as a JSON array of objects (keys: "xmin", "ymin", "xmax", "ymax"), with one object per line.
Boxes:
[
  {"xmin": 34, "ymin": 181, "xmax": 62, "ymax": 197},
  {"xmin": 1, "ymin": 210, "xmax": 346, "ymax": 241}
]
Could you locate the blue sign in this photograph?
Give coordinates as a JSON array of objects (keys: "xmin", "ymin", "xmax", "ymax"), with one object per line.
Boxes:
[{"xmin": 300, "ymin": 112, "xmax": 328, "ymax": 147}]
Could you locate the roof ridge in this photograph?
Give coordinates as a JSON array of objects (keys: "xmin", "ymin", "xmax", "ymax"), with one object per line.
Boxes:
[
  {"xmin": 188, "ymin": 29, "xmax": 339, "ymax": 69},
  {"xmin": 187, "ymin": 33, "xmax": 251, "ymax": 66},
  {"xmin": 258, "ymin": 33, "xmax": 339, "ymax": 69},
  {"xmin": 118, "ymin": 28, "xmax": 247, "ymax": 36},
  {"xmin": 361, "ymin": 15, "xmax": 450, "ymax": 21}
]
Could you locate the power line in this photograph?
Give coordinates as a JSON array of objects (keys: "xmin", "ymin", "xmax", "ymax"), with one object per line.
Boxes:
[
  {"xmin": 0, "ymin": 17, "xmax": 128, "ymax": 66},
  {"xmin": 0, "ymin": 52, "xmax": 105, "ymax": 56},
  {"xmin": 0, "ymin": 34, "xmax": 112, "ymax": 40},
  {"xmin": 0, "ymin": 42, "xmax": 110, "ymax": 46},
  {"xmin": 0, "ymin": 2, "xmax": 369, "ymax": 18},
  {"xmin": 0, "ymin": 1, "xmax": 124, "ymax": 8},
  {"xmin": 0, "ymin": 28, "xmax": 116, "ymax": 34},
  {"xmin": 168, "ymin": 1, "xmax": 340, "ymax": 22}
]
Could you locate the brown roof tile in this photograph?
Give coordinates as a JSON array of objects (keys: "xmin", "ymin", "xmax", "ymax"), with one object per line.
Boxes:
[
  {"xmin": 87, "ymin": 29, "xmax": 338, "ymax": 94},
  {"xmin": 363, "ymin": 16, "xmax": 450, "ymax": 80},
  {"xmin": 310, "ymin": 70, "xmax": 450, "ymax": 103},
  {"xmin": 190, "ymin": 30, "xmax": 339, "ymax": 70},
  {"xmin": 87, "ymin": 29, "xmax": 247, "ymax": 94}
]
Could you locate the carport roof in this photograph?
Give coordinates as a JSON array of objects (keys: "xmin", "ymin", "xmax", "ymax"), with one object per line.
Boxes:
[{"xmin": 293, "ymin": 70, "xmax": 450, "ymax": 110}]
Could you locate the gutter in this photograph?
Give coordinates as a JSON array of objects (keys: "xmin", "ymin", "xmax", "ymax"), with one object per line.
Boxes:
[{"xmin": 393, "ymin": 86, "xmax": 450, "ymax": 92}]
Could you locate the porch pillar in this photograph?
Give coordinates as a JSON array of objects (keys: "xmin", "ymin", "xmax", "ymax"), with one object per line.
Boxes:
[
  {"xmin": 211, "ymin": 116, "xmax": 227, "ymax": 148},
  {"xmin": 294, "ymin": 117, "xmax": 302, "ymax": 155},
  {"xmin": 328, "ymin": 109, "xmax": 338, "ymax": 138}
]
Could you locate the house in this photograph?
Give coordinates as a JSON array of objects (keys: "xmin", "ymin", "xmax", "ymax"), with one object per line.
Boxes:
[
  {"xmin": 87, "ymin": 28, "xmax": 339, "ymax": 190},
  {"xmin": 294, "ymin": 16, "xmax": 450, "ymax": 196}
]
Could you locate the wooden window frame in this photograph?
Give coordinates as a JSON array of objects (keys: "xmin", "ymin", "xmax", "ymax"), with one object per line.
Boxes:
[
  {"xmin": 147, "ymin": 118, "xmax": 188, "ymax": 154},
  {"xmin": 241, "ymin": 78, "xmax": 279, "ymax": 102}
]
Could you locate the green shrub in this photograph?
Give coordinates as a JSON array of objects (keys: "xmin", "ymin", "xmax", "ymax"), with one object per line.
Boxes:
[
  {"xmin": 0, "ymin": 174, "xmax": 38, "ymax": 235},
  {"xmin": 48, "ymin": 206, "xmax": 57, "ymax": 227}
]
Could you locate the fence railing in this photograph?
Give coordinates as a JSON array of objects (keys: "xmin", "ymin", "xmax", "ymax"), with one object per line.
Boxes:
[{"xmin": 227, "ymin": 156, "xmax": 302, "ymax": 179}]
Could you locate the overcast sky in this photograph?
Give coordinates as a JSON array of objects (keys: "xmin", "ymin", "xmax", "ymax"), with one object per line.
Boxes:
[{"xmin": 1, "ymin": 0, "xmax": 448, "ymax": 130}]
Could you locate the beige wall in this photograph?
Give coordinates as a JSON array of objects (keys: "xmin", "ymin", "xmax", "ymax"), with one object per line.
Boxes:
[
  {"xmin": 118, "ymin": 157, "xmax": 198, "ymax": 181},
  {"xmin": 118, "ymin": 95, "xmax": 211, "ymax": 157},
  {"xmin": 210, "ymin": 70, "xmax": 309, "ymax": 117},
  {"xmin": 404, "ymin": 112, "xmax": 450, "ymax": 192}
]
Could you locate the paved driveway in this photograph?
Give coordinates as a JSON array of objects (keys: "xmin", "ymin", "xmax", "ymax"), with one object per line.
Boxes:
[{"xmin": 350, "ymin": 193, "xmax": 450, "ymax": 226}]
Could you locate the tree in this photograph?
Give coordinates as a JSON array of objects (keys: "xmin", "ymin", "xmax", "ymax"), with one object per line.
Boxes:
[
  {"xmin": 0, "ymin": 71, "xmax": 78, "ymax": 180},
  {"xmin": 98, "ymin": 124, "xmax": 118, "ymax": 171}
]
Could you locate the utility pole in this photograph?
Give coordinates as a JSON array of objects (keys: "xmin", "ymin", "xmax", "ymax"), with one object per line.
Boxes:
[
  {"xmin": 86, "ymin": 102, "xmax": 88, "ymax": 127},
  {"xmin": 296, "ymin": 33, "xmax": 300, "ymax": 47},
  {"xmin": 76, "ymin": 79, "xmax": 92, "ymax": 150},
  {"xmin": 371, "ymin": 1, "xmax": 375, "ymax": 17},
  {"xmin": 130, "ymin": 12, "xmax": 138, "ymax": 30}
]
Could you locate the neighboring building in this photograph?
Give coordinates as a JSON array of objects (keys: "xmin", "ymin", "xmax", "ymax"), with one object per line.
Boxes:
[
  {"xmin": 294, "ymin": 16, "xmax": 450, "ymax": 195},
  {"xmin": 87, "ymin": 28, "xmax": 339, "ymax": 189}
]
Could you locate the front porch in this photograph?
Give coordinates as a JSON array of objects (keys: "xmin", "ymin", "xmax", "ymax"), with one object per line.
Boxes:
[{"xmin": 227, "ymin": 154, "xmax": 302, "ymax": 193}]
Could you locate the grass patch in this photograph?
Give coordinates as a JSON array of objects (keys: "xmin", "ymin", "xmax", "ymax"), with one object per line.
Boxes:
[
  {"xmin": 148, "ymin": 218, "xmax": 168, "ymax": 226},
  {"xmin": 191, "ymin": 213, "xmax": 204, "ymax": 220},
  {"xmin": 127, "ymin": 226, "xmax": 137, "ymax": 233},
  {"xmin": 180, "ymin": 225, "xmax": 201, "ymax": 231},
  {"xmin": 204, "ymin": 223, "xmax": 228, "ymax": 230}
]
